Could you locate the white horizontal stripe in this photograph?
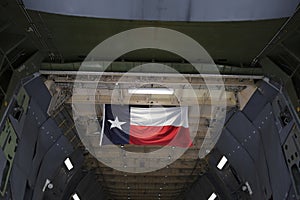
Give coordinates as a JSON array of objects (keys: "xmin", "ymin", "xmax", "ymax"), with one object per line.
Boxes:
[
  {"xmin": 130, "ymin": 107, "xmax": 189, "ymax": 128},
  {"xmin": 128, "ymin": 88, "xmax": 174, "ymax": 95}
]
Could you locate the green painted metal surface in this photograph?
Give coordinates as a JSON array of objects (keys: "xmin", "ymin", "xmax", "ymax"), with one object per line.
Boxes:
[
  {"xmin": 0, "ymin": 86, "xmax": 29, "ymax": 196},
  {"xmin": 0, "ymin": 120, "xmax": 18, "ymax": 196},
  {"xmin": 34, "ymin": 11, "xmax": 285, "ymax": 66}
]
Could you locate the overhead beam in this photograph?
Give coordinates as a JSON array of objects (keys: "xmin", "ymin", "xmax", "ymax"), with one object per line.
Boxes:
[{"xmin": 40, "ymin": 70, "xmax": 261, "ymax": 86}]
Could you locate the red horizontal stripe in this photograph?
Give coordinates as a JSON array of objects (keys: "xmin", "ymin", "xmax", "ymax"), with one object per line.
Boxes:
[{"xmin": 129, "ymin": 125, "xmax": 192, "ymax": 147}]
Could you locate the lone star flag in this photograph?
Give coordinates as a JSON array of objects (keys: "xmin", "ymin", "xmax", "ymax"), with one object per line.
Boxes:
[{"xmin": 100, "ymin": 105, "xmax": 192, "ymax": 147}]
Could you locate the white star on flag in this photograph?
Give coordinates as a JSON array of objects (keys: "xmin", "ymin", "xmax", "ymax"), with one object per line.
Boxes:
[{"xmin": 108, "ymin": 116, "xmax": 126, "ymax": 130}]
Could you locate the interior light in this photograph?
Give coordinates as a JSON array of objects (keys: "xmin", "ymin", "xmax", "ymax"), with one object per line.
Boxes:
[
  {"xmin": 217, "ymin": 156, "xmax": 228, "ymax": 170},
  {"xmin": 128, "ymin": 88, "xmax": 174, "ymax": 95},
  {"xmin": 208, "ymin": 192, "xmax": 217, "ymax": 200},
  {"xmin": 64, "ymin": 157, "xmax": 74, "ymax": 171},
  {"xmin": 72, "ymin": 193, "xmax": 80, "ymax": 200}
]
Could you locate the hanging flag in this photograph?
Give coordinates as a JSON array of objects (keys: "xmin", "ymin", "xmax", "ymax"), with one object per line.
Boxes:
[{"xmin": 100, "ymin": 105, "xmax": 192, "ymax": 147}]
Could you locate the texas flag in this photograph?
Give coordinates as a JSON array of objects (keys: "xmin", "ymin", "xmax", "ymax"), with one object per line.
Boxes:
[{"xmin": 100, "ymin": 105, "xmax": 192, "ymax": 147}]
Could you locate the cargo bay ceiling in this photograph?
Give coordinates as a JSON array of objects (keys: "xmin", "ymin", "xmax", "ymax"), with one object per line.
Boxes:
[
  {"xmin": 0, "ymin": 1, "xmax": 300, "ymax": 200},
  {"xmin": 0, "ymin": 0, "xmax": 298, "ymax": 66},
  {"xmin": 0, "ymin": 0, "xmax": 299, "ymax": 118}
]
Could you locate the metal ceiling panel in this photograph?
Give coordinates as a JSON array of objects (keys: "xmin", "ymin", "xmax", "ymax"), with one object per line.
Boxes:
[
  {"xmin": 207, "ymin": 149, "xmax": 242, "ymax": 199},
  {"xmin": 74, "ymin": 172, "xmax": 106, "ymax": 200},
  {"xmin": 32, "ymin": 135, "xmax": 73, "ymax": 200},
  {"xmin": 256, "ymin": 80, "xmax": 279, "ymax": 101},
  {"xmin": 23, "ymin": 0, "xmax": 300, "ymax": 22},
  {"xmin": 242, "ymin": 90, "xmax": 268, "ymax": 122},
  {"xmin": 184, "ymin": 174, "xmax": 217, "ymax": 200},
  {"xmin": 253, "ymin": 103, "xmax": 291, "ymax": 199},
  {"xmin": 28, "ymin": 118, "xmax": 64, "ymax": 187},
  {"xmin": 23, "ymin": 77, "xmax": 51, "ymax": 114},
  {"xmin": 9, "ymin": 163, "xmax": 28, "ymax": 200},
  {"xmin": 12, "ymin": 98, "xmax": 47, "ymax": 178},
  {"xmin": 43, "ymin": 150, "xmax": 84, "ymax": 200},
  {"xmin": 225, "ymin": 111, "xmax": 272, "ymax": 198},
  {"xmin": 217, "ymin": 129, "xmax": 265, "ymax": 199}
]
